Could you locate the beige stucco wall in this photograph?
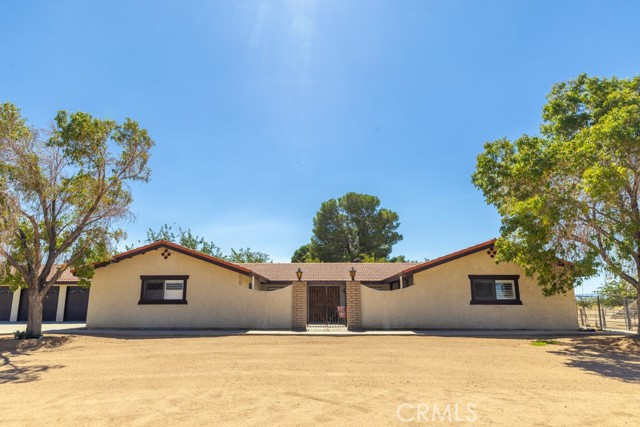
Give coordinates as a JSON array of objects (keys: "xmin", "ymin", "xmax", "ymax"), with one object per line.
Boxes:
[
  {"xmin": 362, "ymin": 251, "xmax": 579, "ymax": 330},
  {"xmin": 86, "ymin": 249, "xmax": 292, "ymax": 329}
]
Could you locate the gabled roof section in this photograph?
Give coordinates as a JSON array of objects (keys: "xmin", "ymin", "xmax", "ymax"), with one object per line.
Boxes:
[
  {"xmin": 94, "ymin": 240, "xmax": 253, "ymax": 276},
  {"xmin": 49, "ymin": 265, "xmax": 79, "ymax": 284},
  {"xmin": 384, "ymin": 238, "xmax": 497, "ymax": 281}
]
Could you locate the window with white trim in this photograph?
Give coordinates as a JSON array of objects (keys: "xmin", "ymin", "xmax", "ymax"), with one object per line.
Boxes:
[
  {"xmin": 139, "ymin": 276, "xmax": 188, "ymax": 304},
  {"xmin": 469, "ymin": 275, "xmax": 521, "ymax": 305}
]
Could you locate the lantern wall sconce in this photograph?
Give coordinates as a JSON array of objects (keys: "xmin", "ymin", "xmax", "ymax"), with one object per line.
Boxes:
[
  {"xmin": 296, "ymin": 268, "xmax": 303, "ymax": 281},
  {"xmin": 349, "ymin": 267, "xmax": 356, "ymax": 281}
]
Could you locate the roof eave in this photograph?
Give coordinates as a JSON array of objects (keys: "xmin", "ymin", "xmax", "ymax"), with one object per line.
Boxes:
[
  {"xmin": 94, "ymin": 240, "xmax": 254, "ymax": 276},
  {"xmin": 394, "ymin": 239, "xmax": 498, "ymax": 279}
]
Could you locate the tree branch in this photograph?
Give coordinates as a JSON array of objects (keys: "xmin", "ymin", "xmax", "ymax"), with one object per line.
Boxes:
[
  {"xmin": 41, "ymin": 247, "xmax": 88, "ymax": 294},
  {"xmin": 0, "ymin": 246, "xmax": 30, "ymax": 281}
]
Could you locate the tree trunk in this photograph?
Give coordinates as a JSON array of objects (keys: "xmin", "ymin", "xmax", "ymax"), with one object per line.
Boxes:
[
  {"xmin": 636, "ymin": 296, "xmax": 640, "ymax": 335},
  {"xmin": 25, "ymin": 285, "xmax": 44, "ymax": 338}
]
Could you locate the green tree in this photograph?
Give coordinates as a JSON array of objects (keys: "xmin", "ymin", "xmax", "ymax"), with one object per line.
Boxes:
[
  {"xmin": 0, "ymin": 103, "xmax": 153, "ymax": 337},
  {"xmin": 388, "ymin": 255, "xmax": 422, "ymax": 263},
  {"xmin": 137, "ymin": 224, "xmax": 270, "ymax": 263},
  {"xmin": 227, "ymin": 247, "xmax": 271, "ymax": 263},
  {"xmin": 134, "ymin": 224, "xmax": 224, "ymax": 258},
  {"xmin": 599, "ymin": 279, "xmax": 638, "ymax": 307},
  {"xmin": 304, "ymin": 192, "xmax": 403, "ymax": 262},
  {"xmin": 291, "ymin": 243, "xmax": 319, "ymax": 263},
  {"xmin": 291, "ymin": 242, "xmax": 415, "ymax": 263},
  {"xmin": 472, "ymin": 74, "xmax": 640, "ymax": 333}
]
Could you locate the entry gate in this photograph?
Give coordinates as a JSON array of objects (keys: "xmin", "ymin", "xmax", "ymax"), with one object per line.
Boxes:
[{"xmin": 307, "ymin": 285, "xmax": 346, "ymax": 326}]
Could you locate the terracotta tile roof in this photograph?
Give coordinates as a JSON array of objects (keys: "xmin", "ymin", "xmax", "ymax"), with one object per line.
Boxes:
[
  {"xmin": 49, "ymin": 266, "xmax": 79, "ymax": 283},
  {"xmin": 388, "ymin": 238, "xmax": 497, "ymax": 280},
  {"xmin": 7, "ymin": 265, "xmax": 78, "ymax": 283},
  {"xmin": 242, "ymin": 262, "xmax": 419, "ymax": 283},
  {"xmin": 94, "ymin": 239, "xmax": 497, "ymax": 284},
  {"xmin": 94, "ymin": 240, "xmax": 253, "ymax": 276}
]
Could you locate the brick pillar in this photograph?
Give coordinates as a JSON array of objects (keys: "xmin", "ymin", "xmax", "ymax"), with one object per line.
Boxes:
[
  {"xmin": 292, "ymin": 281, "xmax": 308, "ymax": 331},
  {"xmin": 346, "ymin": 281, "xmax": 362, "ymax": 330}
]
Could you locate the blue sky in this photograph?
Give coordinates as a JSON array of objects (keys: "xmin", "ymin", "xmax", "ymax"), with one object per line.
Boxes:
[{"xmin": 2, "ymin": 1, "xmax": 639, "ymax": 292}]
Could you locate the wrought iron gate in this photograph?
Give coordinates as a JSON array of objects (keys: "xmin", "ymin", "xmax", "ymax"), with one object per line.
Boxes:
[{"xmin": 307, "ymin": 285, "xmax": 346, "ymax": 326}]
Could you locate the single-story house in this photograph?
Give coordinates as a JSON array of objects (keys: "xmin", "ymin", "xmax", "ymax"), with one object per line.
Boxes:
[
  {"xmin": 85, "ymin": 239, "xmax": 579, "ymax": 330},
  {"xmin": 0, "ymin": 268, "xmax": 89, "ymax": 322}
]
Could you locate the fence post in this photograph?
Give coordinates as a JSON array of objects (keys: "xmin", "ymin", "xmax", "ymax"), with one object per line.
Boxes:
[
  {"xmin": 624, "ymin": 298, "xmax": 633, "ymax": 331},
  {"xmin": 596, "ymin": 295, "xmax": 604, "ymax": 330},
  {"xmin": 622, "ymin": 298, "xmax": 629, "ymax": 330},
  {"xmin": 291, "ymin": 281, "xmax": 308, "ymax": 331},
  {"xmin": 346, "ymin": 281, "xmax": 362, "ymax": 331}
]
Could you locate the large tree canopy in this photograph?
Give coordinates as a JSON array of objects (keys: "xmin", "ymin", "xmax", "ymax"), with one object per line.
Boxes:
[
  {"xmin": 295, "ymin": 192, "xmax": 403, "ymax": 262},
  {"xmin": 0, "ymin": 103, "xmax": 153, "ymax": 337},
  {"xmin": 472, "ymin": 74, "xmax": 640, "ymax": 333}
]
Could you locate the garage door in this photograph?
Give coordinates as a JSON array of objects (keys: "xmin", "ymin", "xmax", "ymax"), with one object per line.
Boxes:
[
  {"xmin": 64, "ymin": 287, "xmax": 90, "ymax": 321},
  {"xmin": 0, "ymin": 287, "xmax": 14, "ymax": 321},
  {"xmin": 17, "ymin": 287, "xmax": 60, "ymax": 321}
]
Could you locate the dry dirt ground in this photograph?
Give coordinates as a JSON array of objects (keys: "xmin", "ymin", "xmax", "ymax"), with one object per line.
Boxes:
[{"xmin": 0, "ymin": 334, "xmax": 639, "ymax": 426}]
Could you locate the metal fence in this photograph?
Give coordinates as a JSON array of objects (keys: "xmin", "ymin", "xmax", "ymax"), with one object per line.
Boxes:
[{"xmin": 576, "ymin": 294, "xmax": 638, "ymax": 331}]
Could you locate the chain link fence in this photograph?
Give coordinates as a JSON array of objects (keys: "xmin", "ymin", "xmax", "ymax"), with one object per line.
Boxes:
[{"xmin": 576, "ymin": 294, "xmax": 638, "ymax": 331}]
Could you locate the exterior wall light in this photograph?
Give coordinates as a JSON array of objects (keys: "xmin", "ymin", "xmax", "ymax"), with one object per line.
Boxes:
[
  {"xmin": 296, "ymin": 268, "xmax": 303, "ymax": 281},
  {"xmin": 349, "ymin": 267, "xmax": 356, "ymax": 281}
]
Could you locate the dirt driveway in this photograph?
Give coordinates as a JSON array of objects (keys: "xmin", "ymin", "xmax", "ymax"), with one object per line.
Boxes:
[{"xmin": 0, "ymin": 334, "xmax": 638, "ymax": 426}]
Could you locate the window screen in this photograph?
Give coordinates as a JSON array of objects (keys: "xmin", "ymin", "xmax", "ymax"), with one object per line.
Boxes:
[
  {"xmin": 144, "ymin": 280, "xmax": 165, "ymax": 300},
  {"xmin": 473, "ymin": 280, "xmax": 495, "ymax": 300}
]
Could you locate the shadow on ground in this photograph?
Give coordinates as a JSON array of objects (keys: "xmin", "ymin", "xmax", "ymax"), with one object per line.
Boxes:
[
  {"xmin": 550, "ymin": 336, "xmax": 640, "ymax": 383},
  {"xmin": 0, "ymin": 336, "xmax": 69, "ymax": 384}
]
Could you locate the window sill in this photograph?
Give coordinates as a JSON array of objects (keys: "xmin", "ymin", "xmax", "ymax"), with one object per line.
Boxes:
[
  {"xmin": 470, "ymin": 300, "xmax": 522, "ymax": 305},
  {"xmin": 138, "ymin": 300, "xmax": 188, "ymax": 305}
]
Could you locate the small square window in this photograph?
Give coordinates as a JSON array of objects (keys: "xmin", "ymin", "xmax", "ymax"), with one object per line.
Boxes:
[
  {"xmin": 139, "ymin": 276, "xmax": 188, "ymax": 304},
  {"xmin": 469, "ymin": 276, "xmax": 521, "ymax": 305}
]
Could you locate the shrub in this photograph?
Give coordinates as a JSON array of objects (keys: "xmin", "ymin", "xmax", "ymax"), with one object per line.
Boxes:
[{"xmin": 14, "ymin": 330, "xmax": 41, "ymax": 340}]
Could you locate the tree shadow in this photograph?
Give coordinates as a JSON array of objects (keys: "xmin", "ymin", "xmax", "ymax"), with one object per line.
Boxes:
[
  {"xmin": 549, "ymin": 336, "xmax": 640, "ymax": 383},
  {"xmin": 0, "ymin": 336, "xmax": 69, "ymax": 384}
]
